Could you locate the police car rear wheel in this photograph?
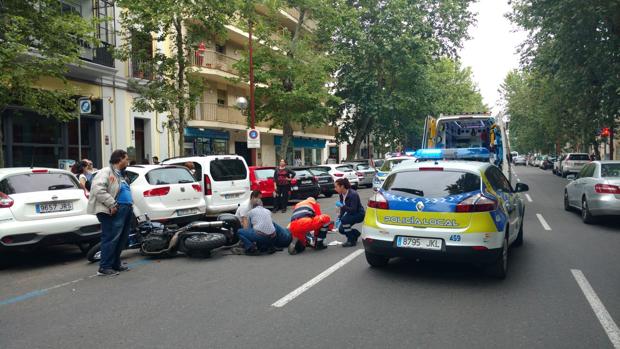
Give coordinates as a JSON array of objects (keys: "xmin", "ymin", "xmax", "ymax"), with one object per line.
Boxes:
[
  {"xmin": 486, "ymin": 233, "xmax": 508, "ymax": 279},
  {"xmin": 365, "ymin": 251, "xmax": 389, "ymax": 268}
]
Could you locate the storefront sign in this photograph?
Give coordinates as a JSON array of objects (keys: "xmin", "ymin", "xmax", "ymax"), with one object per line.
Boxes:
[{"xmin": 247, "ymin": 129, "xmax": 260, "ymax": 148}]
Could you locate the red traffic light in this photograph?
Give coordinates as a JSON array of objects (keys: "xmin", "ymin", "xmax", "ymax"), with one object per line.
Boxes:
[{"xmin": 601, "ymin": 127, "xmax": 610, "ymax": 137}]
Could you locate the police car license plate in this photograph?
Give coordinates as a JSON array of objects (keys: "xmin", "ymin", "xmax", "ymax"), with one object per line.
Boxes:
[
  {"xmin": 396, "ymin": 236, "xmax": 442, "ymax": 250},
  {"xmin": 36, "ymin": 201, "xmax": 73, "ymax": 213},
  {"xmin": 177, "ymin": 208, "xmax": 198, "ymax": 216}
]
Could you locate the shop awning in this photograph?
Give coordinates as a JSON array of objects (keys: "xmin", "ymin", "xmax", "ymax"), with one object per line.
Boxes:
[
  {"xmin": 184, "ymin": 127, "xmax": 229, "ymax": 140},
  {"xmin": 274, "ymin": 136, "xmax": 326, "ymax": 149}
]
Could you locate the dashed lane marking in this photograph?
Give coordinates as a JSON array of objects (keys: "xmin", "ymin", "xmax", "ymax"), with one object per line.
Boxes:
[
  {"xmin": 272, "ymin": 249, "xmax": 364, "ymax": 308},
  {"xmin": 536, "ymin": 213, "xmax": 552, "ymax": 230},
  {"xmin": 525, "ymin": 194, "xmax": 533, "ymax": 202},
  {"xmin": 571, "ymin": 269, "xmax": 620, "ymax": 348}
]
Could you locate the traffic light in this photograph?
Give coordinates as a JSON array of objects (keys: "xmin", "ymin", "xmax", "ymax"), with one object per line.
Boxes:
[{"xmin": 601, "ymin": 127, "xmax": 610, "ymax": 138}]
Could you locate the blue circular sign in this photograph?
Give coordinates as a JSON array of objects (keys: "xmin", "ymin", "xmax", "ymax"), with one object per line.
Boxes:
[{"xmin": 249, "ymin": 130, "xmax": 258, "ymax": 139}]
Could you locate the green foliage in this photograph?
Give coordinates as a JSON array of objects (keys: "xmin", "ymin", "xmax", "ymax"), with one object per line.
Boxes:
[
  {"xmin": 506, "ymin": 0, "xmax": 620, "ymax": 157},
  {"xmin": 327, "ymin": 0, "xmax": 478, "ymax": 158},
  {"xmin": 114, "ymin": 0, "xmax": 237, "ymax": 153},
  {"xmin": 0, "ymin": 0, "xmax": 99, "ymax": 166},
  {"xmin": 234, "ymin": 0, "xmax": 339, "ymax": 162}
]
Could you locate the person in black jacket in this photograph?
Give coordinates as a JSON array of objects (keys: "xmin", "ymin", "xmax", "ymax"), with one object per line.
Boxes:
[
  {"xmin": 334, "ymin": 178, "xmax": 365, "ymax": 247},
  {"xmin": 273, "ymin": 159, "xmax": 295, "ymax": 213}
]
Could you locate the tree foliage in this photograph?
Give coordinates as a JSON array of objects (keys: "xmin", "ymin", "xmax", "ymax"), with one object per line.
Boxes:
[
  {"xmin": 0, "ymin": 0, "xmax": 98, "ymax": 166},
  {"xmin": 327, "ymin": 0, "xmax": 478, "ymax": 159},
  {"xmin": 114, "ymin": 0, "xmax": 236, "ymax": 154},
  {"xmin": 234, "ymin": 0, "xmax": 339, "ymax": 162},
  {"xmin": 506, "ymin": 0, "xmax": 620, "ymax": 158}
]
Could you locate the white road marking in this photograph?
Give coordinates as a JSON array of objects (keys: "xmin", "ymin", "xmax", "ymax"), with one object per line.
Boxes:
[
  {"xmin": 272, "ymin": 249, "xmax": 364, "ymax": 308},
  {"xmin": 536, "ymin": 213, "xmax": 552, "ymax": 230},
  {"xmin": 327, "ymin": 240, "xmax": 343, "ymax": 246},
  {"xmin": 571, "ymin": 269, "xmax": 620, "ymax": 348},
  {"xmin": 517, "ymin": 178, "xmax": 521, "ymax": 182},
  {"xmin": 525, "ymin": 194, "xmax": 533, "ymax": 202}
]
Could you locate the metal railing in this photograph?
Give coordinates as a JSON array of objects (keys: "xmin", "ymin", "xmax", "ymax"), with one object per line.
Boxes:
[
  {"xmin": 193, "ymin": 103, "xmax": 247, "ymax": 125},
  {"xmin": 131, "ymin": 56, "xmax": 153, "ymax": 80},
  {"xmin": 189, "ymin": 50, "xmax": 239, "ymax": 74}
]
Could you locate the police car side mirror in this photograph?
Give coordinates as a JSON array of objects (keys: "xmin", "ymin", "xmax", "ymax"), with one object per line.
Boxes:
[
  {"xmin": 566, "ymin": 174, "xmax": 576, "ymax": 181},
  {"xmin": 515, "ymin": 183, "xmax": 529, "ymax": 193}
]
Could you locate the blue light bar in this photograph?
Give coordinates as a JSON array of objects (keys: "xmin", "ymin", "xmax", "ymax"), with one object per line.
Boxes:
[
  {"xmin": 414, "ymin": 149, "xmax": 443, "ymax": 159},
  {"xmin": 415, "ymin": 147, "xmax": 490, "ymax": 161}
]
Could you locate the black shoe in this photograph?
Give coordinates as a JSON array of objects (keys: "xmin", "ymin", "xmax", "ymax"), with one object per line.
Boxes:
[
  {"xmin": 266, "ymin": 246, "xmax": 277, "ymax": 254},
  {"xmin": 97, "ymin": 268, "xmax": 119, "ymax": 277},
  {"xmin": 288, "ymin": 237, "xmax": 299, "ymax": 255},
  {"xmin": 115, "ymin": 265, "xmax": 129, "ymax": 272},
  {"xmin": 342, "ymin": 241, "xmax": 357, "ymax": 248},
  {"xmin": 315, "ymin": 241, "xmax": 327, "ymax": 250}
]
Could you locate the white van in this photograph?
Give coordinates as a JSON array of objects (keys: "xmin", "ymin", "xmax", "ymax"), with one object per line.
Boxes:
[{"xmin": 162, "ymin": 155, "xmax": 250, "ymax": 216}]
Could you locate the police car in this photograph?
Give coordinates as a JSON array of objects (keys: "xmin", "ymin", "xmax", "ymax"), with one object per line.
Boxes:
[{"xmin": 362, "ymin": 158, "xmax": 529, "ymax": 278}]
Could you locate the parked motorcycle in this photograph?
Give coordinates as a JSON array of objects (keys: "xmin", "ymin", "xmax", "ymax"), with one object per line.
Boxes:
[{"xmin": 87, "ymin": 214, "xmax": 240, "ymax": 262}]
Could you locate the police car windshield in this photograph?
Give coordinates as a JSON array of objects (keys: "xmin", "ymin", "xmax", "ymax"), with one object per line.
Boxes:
[
  {"xmin": 380, "ymin": 158, "xmax": 407, "ymax": 172},
  {"xmin": 384, "ymin": 170, "xmax": 481, "ymax": 197}
]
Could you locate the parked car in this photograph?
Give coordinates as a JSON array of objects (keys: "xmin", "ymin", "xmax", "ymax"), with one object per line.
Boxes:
[
  {"xmin": 513, "ymin": 155, "xmax": 527, "ymax": 166},
  {"xmin": 541, "ymin": 156, "xmax": 556, "ymax": 170},
  {"xmin": 249, "ymin": 166, "xmax": 276, "ymax": 199},
  {"xmin": 553, "ymin": 155, "xmax": 566, "ymax": 175},
  {"xmin": 123, "ymin": 165, "xmax": 207, "ymax": 224},
  {"xmin": 373, "ymin": 156, "xmax": 413, "ymax": 189},
  {"xmin": 564, "ymin": 161, "xmax": 620, "ymax": 223},
  {"xmin": 373, "ymin": 159, "xmax": 385, "ymax": 169},
  {"xmin": 561, "ymin": 153, "xmax": 590, "ymax": 177},
  {"xmin": 307, "ymin": 166, "xmax": 335, "ymax": 197},
  {"xmin": 162, "ymin": 155, "xmax": 250, "ymax": 216},
  {"xmin": 312, "ymin": 164, "xmax": 359, "ymax": 188},
  {"xmin": 343, "ymin": 162, "xmax": 376, "ymax": 188},
  {"xmin": 0, "ymin": 168, "xmax": 100, "ymax": 251},
  {"xmin": 289, "ymin": 168, "xmax": 321, "ymax": 200}
]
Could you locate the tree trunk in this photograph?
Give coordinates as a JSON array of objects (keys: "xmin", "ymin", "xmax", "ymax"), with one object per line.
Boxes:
[
  {"xmin": 174, "ymin": 16, "xmax": 186, "ymax": 156},
  {"xmin": 279, "ymin": 120, "xmax": 294, "ymax": 164},
  {"xmin": 0, "ymin": 112, "xmax": 4, "ymax": 168},
  {"xmin": 347, "ymin": 116, "xmax": 373, "ymax": 161}
]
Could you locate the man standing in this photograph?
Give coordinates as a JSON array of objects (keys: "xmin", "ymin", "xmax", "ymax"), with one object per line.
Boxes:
[
  {"xmin": 273, "ymin": 159, "xmax": 295, "ymax": 213},
  {"xmin": 87, "ymin": 150, "xmax": 133, "ymax": 276}
]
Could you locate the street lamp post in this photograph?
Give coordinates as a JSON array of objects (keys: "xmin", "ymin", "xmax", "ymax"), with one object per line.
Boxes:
[{"xmin": 247, "ymin": 19, "xmax": 257, "ymax": 165}]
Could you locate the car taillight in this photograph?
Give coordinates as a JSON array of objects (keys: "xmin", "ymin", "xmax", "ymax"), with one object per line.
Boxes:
[
  {"xmin": 0, "ymin": 192, "xmax": 14, "ymax": 208},
  {"xmin": 143, "ymin": 186, "xmax": 170, "ymax": 197},
  {"xmin": 455, "ymin": 194, "xmax": 497, "ymax": 212},
  {"xmin": 368, "ymin": 191, "xmax": 389, "ymax": 209},
  {"xmin": 192, "ymin": 184, "xmax": 202, "ymax": 192},
  {"xmin": 334, "ymin": 173, "xmax": 344, "ymax": 177},
  {"xmin": 313, "ymin": 176, "xmax": 319, "ymax": 183},
  {"xmin": 31, "ymin": 169, "xmax": 48, "ymax": 173},
  {"xmin": 356, "ymin": 172, "xmax": 363, "ymax": 177},
  {"xmin": 419, "ymin": 167, "xmax": 443, "ymax": 171},
  {"xmin": 291, "ymin": 178, "xmax": 298, "ymax": 185},
  {"xmin": 595, "ymin": 184, "xmax": 620, "ymax": 194},
  {"xmin": 204, "ymin": 175, "xmax": 212, "ymax": 195}
]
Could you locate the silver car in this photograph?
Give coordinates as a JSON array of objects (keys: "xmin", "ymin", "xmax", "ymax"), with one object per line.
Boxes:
[
  {"xmin": 564, "ymin": 161, "xmax": 620, "ymax": 223},
  {"xmin": 343, "ymin": 163, "xmax": 376, "ymax": 188}
]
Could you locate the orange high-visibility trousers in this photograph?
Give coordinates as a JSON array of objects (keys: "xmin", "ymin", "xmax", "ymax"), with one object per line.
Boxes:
[{"xmin": 288, "ymin": 214, "xmax": 331, "ymax": 247}]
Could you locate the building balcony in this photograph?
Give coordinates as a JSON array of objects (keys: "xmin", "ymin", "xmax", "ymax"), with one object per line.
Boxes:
[
  {"xmin": 79, "ymin": 41, "xmax": 115, "ymax": 68},
  {"xmin": 130, "ymin": 56, "xmax": 154, "ymax": 80},
  {"xmin": 190, "ymin": 50, "xmax": 240, "ymax": 76}
]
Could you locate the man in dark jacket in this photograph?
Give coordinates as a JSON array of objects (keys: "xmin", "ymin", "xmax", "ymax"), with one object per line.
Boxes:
[
  {"xmin": 334, "ymin": 178, "xmax": 365, "ymax": 247},
  {"xmin": 273, "ymin": 159, "xmax": 295, "ymax": 213}
]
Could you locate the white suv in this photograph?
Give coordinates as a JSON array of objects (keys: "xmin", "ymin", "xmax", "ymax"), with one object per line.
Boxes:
[
  {"xmin": 162, "ymin": 155, "xmax": 250, "ymax": 216},
  {"xmin": 0, "ymin": 168, "xmax": 100, "ymax": 250},
  {"xmin": 562, "ymin": 153, "xmax": 590, "ymax": 177},
  {"xmin": 312, "ymin": 164, "xmax": 359, "ymax": 189},
  {"xmin": 124, "ymin": 165, "xmax": 207, "ymax": 224}
]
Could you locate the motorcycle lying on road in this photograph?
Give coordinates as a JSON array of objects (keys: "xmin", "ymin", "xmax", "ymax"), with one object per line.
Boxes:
[{"xmin": 86, "ymin": 214, "xmax": 241, "ymax": 262}]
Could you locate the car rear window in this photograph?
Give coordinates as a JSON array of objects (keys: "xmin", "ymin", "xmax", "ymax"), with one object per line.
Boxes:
[
  {"xmin": 356, "ymin": 164, "xmax": 371, "ymax": 170},
  {"xmin": 146, "ymin": 167, "xmax": 196, "ymax": 185},
  {"xmin": 568, "ymin": 154, "xmax": 589, "ymax": 161},
  {"xmin": 254, "ymin": 169, "xmax": 274, "ymax": 180},
  {"xmin": 210, "ymin": 159, "xmax": 247, "ymax": 181},
  {"xmin": 295, "ymin": 169, "xmax": 313, "ymax": 177},
  {"xmin": 309, "ymin": 167, "xmax": 329, "ymax": 174},
  {"xmin": 383, "ymin": 170, "xmax": 481, "ymax": 197},
  {"xmin": 601, "ymin": 164, "xmax": 620, "ymax": 177},
  {"xmin": 336, "ymin": 166, "xmax": 352, "ymax": 172},
  {"xmin": 0, "ymin": 173, "xmax": 79, "ymax": 194}
]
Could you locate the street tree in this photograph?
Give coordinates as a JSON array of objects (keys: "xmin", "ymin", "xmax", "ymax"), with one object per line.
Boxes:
[
  {"xmin": 114, "ymin": 0, "xmax": 236, "ymax": 155},
  {"xmin": 329, "ymin": 0, "xmax": 477, "ymax": 159},
  {"xmin": 234, "ymin": 0, "xmax": 338, "ymax": 163},
  {"xmin": 0, "ymin": 0, "xmax": 99, "ymax": 166}
]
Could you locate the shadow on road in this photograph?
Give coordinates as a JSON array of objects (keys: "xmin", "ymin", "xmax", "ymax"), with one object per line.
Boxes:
[{"xmin": 0, "ymin": 245, "xmax": 86, "ymax": 271}]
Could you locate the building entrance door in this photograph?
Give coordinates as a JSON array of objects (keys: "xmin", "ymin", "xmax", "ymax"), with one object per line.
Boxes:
[
  {"xmin": 134, "ymin": 118, "xmax": 145, "ymax": 163},
  {"xmin": 235, "ymin": 141, "xmax": 251, "ymax": 165}
]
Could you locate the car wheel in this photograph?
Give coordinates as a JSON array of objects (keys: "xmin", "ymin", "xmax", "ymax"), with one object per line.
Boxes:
[
  {"xmin": 486, "ymin": 231, "xmax": 508, "ymax": 279},
  {"xmin": 86, "ymin": 242, "xmax": 102, "ymax": 263},
  {"xmin": 562, "ymin": 171, "xmax": 567, "ymax": 178},
  {"xmin": 563, "ymin": 190, "xmax": 572, "ymax": 211},
  {"xmin": 324, "ymin": 192, "xmax": 333, "ymax": 198},
  {"xmin": 365, "ymin": 251, "xmax": 389, "ymax": 268},
  {"xmin": 514, "ymin": 211, "xmax": 524, "ymax": 247},
  {"xmin": 581, "ymin": 197, "xmax": 595, "ymax": 224}
]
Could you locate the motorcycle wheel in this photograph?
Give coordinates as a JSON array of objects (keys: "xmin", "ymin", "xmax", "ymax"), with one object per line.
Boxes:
[
  {"xmin": 184, "ymin": 233, "xmax": 227, "ymax": 253},
  {"xmin": 86, "ymin": 242, "xmax": 102, "ymax": 263}
]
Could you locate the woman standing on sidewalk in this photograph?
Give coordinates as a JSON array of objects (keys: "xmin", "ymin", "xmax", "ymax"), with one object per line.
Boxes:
[{"xmin": 335, "ymin": 178, "xmax": 365, "ymax": 247}]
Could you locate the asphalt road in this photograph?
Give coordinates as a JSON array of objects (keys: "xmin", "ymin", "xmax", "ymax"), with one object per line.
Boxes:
[{"xmin": 1, "ymin": 167, "xmax": 618, "ymax": 349}]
